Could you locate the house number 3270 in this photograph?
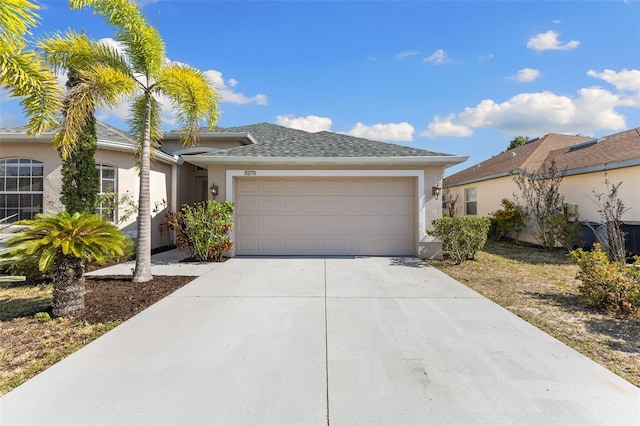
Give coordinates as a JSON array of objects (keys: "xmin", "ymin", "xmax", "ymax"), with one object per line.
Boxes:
[{"xmin": 244, "ymin": 170, "xmax": 257, "ymax": 176}]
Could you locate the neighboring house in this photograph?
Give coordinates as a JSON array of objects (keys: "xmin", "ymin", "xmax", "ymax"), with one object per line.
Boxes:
[
  {"xmin": 1, "ymin": 122, "xmax": 466, "ymax": 258},
  {"xmin": 444, "ymin": 128, "xmax": 640, "ymax": 247}
]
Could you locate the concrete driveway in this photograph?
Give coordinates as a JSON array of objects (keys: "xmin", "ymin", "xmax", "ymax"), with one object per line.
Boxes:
[{"xmin": 2, "ymin": 257, "xmax": 638, "ymax": 425}]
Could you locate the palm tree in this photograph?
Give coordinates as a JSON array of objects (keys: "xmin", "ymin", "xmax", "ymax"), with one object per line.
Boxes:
[
  {"xmin": 0, "ymin": 0, "xmax": 62, "ymax": 133},
  {"xmin": 39, "ymin": 0, "xmax": 220, "ymax": 282},
  {"xmin": 1, "ymin": 212, "xmax": 128, "ymax": 316}
]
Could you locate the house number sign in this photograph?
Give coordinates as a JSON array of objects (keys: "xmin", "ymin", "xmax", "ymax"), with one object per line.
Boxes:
[{"xmin": 244, "ymin": 170, "xmax": 257, "ymax": 176}]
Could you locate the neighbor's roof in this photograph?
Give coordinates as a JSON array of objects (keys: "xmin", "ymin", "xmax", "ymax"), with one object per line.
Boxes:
[
  {"xmin": 200, "ymin": 122, "xmax": 454, "ymax": 158},
  {"xmin": 444, "ymin": 129, "xmax": 640, "ymax": 187}
]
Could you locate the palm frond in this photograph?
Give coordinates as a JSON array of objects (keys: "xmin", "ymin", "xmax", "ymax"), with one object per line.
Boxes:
[
  {"xmin": 53, "ymin": 64, "xmax": 136, "ymax": 159},
  {"xmin": 0, "ymin": 0, "xmax": 39, "ymax": 38},
  {"xmin": 70, "ymin": 0, "xmax": 165, "ymax": 77},
  {"xmin": 0, "ymin": 38, "xmax": 63, "ymax": 133},
  {"xmin": 38, "ymin": 28, "xmax": 132, "ymax": 77},
  {"xmin": 157, "ymin": 63, "xmax": 220, "ymax": 146}
]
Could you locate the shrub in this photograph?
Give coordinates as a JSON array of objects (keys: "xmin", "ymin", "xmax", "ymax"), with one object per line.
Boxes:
[
  {"xmin": 1, "ymin": 255, "xmax": 45, "ymax": 281},
  {"xmin": 489, "ymin": 199, "xmax": 525, "ymax": 242},
  {"xmin": 542, "ymin": 213, "xmax": 582, "ymax": 251},
  {"xmin": 569, "ymin": 244, "xmax": 640, "ymax": 315},
  {"xmin": 429, "ymin": 217, "xmax": 490, "ymax": 264},
  {"xmin": 166, "ymin": 201, "xmax": 234, "ymax": 262}
]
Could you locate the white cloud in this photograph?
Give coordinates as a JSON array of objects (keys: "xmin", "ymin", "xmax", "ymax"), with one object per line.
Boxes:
[
  {"xmin": 511, "ymin": 68, "xmax": 541, "ymax": 83},
  {"xmin": 420, "ymin": 115, "xmax": 473, "ymax": 138},
  {"xmin": 422, "ymin": 68, "xmax": 639, "ymax": 138},
  {"xmin": 203, "ymin": 70, "xmax": 268, "ymax": 105},
  {"xmin": 527, "ymin": 30, "xmax": 580, "ymax": 51},
  {"xmin": 424, "ymin": 49, "xmax": 449, "ymax": 64},
  {"xmin": 347, "ymin": 122, "xmax": 414, "ymax": 141},
  {"xmin": 276, "ymin": 115, "xmax": 332, "ymax": 132},
  {"xmin": 396, "ymin": 50, "xmax": 419, "ymax": 59},
  {"xmin": 552, "ymin": 19, "xmax": 562, "ymax": 24},
  {"xmin": 587, "ymin": 69, "xmax": 640, "ymax": 93}
]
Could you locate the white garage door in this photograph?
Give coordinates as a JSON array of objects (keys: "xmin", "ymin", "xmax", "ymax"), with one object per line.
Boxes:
[{"xmin": 234, "ymin": 177, "xmax": 415, "ymax": 256}]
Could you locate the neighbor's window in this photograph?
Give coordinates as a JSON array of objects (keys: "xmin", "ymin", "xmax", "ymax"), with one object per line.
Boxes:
[
  {"xmin": 465, "ymin": 187, "xmax": 477, "ymax": 216},
  {"xmin": 96, "ymin": 164, "xmax": 117, "ymax": 222},
  {"xmin": 0, "ymin": 158, "xmax": 44, "ymax": 222}
]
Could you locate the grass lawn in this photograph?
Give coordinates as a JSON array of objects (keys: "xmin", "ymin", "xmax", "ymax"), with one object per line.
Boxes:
[{"xmin": 429, "ymin": 240, "xmax": 640, "ymax": 387}]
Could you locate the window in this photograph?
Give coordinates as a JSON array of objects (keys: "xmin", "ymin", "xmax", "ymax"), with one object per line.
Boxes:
[
  {"xmin": 0, "ymin": 159, "xmax": 44, "ymax": 222},
  {"xmin": 465, "ymin": 187, "xmax": 477, "ymax": 216},
  {"xmin": 97, "ymin": 164, "xmax": 117, "ymax": 222}
]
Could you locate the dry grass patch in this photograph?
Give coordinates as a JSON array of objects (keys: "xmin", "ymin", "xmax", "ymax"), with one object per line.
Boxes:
[{"xmin": 429, "ymin": 240, "xmax": 640, "ymax": 387}]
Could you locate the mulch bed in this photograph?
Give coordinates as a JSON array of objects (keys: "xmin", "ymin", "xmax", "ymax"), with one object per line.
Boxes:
[{"xmin": 73, "ymin": 275, "xmax": 196, "ymax": 324}]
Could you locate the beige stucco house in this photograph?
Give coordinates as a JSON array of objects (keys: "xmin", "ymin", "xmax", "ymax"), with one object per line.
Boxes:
[
  {"xmin": 1, "ymin": 121, "xmax": 466, "ymax": 258},
  {"xmin": 444, "ymin": 128, "xmax": 640, "ymax": 247}
]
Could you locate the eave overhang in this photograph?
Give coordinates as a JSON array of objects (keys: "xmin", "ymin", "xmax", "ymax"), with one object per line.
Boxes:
[{"xmin": 181, "ymin": 155, "xmax": 468, "ymax": 168}]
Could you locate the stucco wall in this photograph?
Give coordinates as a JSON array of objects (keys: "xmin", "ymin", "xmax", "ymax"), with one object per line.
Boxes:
[
  {"xmin": 2, "ymin": 141, "xmax": 174, "ymax": 249},
  {"xmin": 446, "ymin": 165, "xmax": 640, "ymax": 245}
]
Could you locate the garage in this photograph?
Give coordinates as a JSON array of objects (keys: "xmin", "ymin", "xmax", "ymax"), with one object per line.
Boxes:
[{"xmin": 234, "ymin": 177, "xmax": 416, "ymax": 256}]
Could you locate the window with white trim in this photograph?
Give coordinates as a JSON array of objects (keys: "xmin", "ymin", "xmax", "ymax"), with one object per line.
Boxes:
[
  {"xmin": 465, "ymin": 187, "xmax": 477, "ymax": 216},
  {"xmin": 0, "ymin": 159, "xmax": 44, "ymax": 222},
  {"xmin": 96, "ymin": 164, "xmax": 117, "ymax": 222}
]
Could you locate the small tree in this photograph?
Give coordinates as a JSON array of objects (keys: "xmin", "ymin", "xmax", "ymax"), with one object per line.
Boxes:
[
  {"xmin": 1, "ymin": 212, "xmax": 128, "ymax": 316},
  {"xmin": 589, "ymin": 177, "xmax": 629, "ymax": 264},
  {"xmin": 513, "ymin": 159, "xmax": 568, "ymax": 250},
  {"xmin": 442, "ymin": 188, "xmax": 460, "ymax": 217},
  {"xmin": 59, "ymin": 67, "xmax": 100, "ymax": 214},
  {"xmin": 506, "ymin": 135, "xmax": 529, "ymax": 151}
]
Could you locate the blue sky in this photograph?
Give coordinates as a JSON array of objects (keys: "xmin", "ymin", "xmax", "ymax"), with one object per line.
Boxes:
[{"xmin": 1, "ymin": 0, "xmax": 639, "ymax": 175}]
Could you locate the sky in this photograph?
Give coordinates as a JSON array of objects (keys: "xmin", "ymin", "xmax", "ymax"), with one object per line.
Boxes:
[{"xmin": 1, "ymin": 0, "xmax": 639, "ymax": 175}]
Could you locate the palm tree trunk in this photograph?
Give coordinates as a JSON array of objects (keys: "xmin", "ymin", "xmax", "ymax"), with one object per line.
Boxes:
[
  {"xmin": 133, "ymin": 93, "xmax": 154, "ymax": 283},
  {"xmin": 52, "ymin": 253, "xmax": 85, "ymax": 317}
]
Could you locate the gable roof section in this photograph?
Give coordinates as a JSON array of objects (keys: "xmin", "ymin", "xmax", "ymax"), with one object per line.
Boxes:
[
  {"xmin": 0, "ymin": 121, "xmax": 179, "ymax": 164},
  {"xmin": 182, "ymin": 123, "xmax": 465, "ymax": 166},
  {"xmin": 445, "ymin": 128, "xmax": 640, "ymax": 187},
  {"xmin": 545, "ymin": 128, "xmax": 640, "ymax": 176},
  {"xmin": 444, "ymin": 133, "xmax": 592, "ymax": 187}
]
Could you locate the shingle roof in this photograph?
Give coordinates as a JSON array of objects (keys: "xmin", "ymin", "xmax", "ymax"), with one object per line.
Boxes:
[
  {"xmin": 444, "ymin": 128, "xmax": 640, "ymax": 187},
  {"xmin": 205, "ymin": 123, "xmax": 452, "ymax": 158},
  {"xmin": 0, "ymin": 121, "xmax": 135, "ymax": 146},
  {"xmin": 546, "ymin": 128, "xmax": 640, "ymax": 172}
]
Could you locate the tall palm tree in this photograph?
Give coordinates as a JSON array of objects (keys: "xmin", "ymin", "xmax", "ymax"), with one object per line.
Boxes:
[
  {"xmin": 0, "ymin": 0, "xmax": 62, "ymax": 133},
  {"xmin": 39, "ymin": 0, "xmax": 220, "ymax": 282},
  {"xmin": 1, "ymin": 212, "xmax": 128, "ymax": 316}
]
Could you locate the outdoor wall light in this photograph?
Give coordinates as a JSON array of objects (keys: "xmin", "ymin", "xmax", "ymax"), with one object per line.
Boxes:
[
  {"xmin": 432, "ymin": 185, "xmax": 442, "ymax": 200},
  {"xmin": 210, "ymin": 182, "xmax": 219, "ymax": 200}
]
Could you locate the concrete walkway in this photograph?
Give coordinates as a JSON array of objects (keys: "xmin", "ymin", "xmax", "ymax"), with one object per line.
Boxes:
[{"xmin": 2, "ymin": 255, "xmax": 639, "ymax": 425}]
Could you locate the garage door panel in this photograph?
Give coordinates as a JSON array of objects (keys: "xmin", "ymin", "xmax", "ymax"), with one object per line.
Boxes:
[{"xmin": 235, "ymin": 177, "xmax": 415, "ymax": 256}]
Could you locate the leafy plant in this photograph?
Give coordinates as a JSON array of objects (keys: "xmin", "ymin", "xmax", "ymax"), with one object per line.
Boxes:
[
  {"xmin": 429, "ymin": 217, "xmax": 490, "ymax": 264},
  {"xmin": 513, "ymin": 159, "xmax": 570, "ymax": 250},
  {"xmin": 569, "ymin": 244, "xmax": 640, "ymax": 315},
  {"xmin": 166, "ymin": 201, "xmax": 233, "ymax": 262},
  {"xmin": 0, "ymin": 212, "xmax": 128, "ymax": 316},
  {"xmin": 488, "ymin": 198, "xmax": 525, "ymax": 242}
]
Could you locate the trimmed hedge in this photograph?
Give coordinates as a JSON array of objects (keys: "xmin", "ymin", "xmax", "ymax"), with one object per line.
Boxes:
[{"xmin": 429, "ymin": 217, "xmax": 490, "ymax": 264}]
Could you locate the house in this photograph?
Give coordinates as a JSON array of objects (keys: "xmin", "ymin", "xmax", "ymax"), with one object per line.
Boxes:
[
  {"xmin": 1, "ymin": 122, "xmax": 466, "ymax": 258},
  {"xmin": 444, "ymin": 128, "xmax": 640, "ymax": 246}
]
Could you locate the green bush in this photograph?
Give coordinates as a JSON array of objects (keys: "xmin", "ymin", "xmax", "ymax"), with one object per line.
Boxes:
[
  {"xmin": 569, "ymin": 244, "xmax": 640, "ymax": 315},
  {"xmin": 541, "ymin": 213, "xmax": 581, "ymax": 251},
  {"xmin": 166, "ymin": 201, "xmax": 234, "ymax": 262},
  {"xmin": 429, "ymin": 217, "xmax": 490, "ymax": 264},
  {"xmin": 1, "ymin": 255, "xmax": 45, "ymax": 281},
  {"xmin": 489, "ymin": 199, "xmax": 525, "ymax": 241}
]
